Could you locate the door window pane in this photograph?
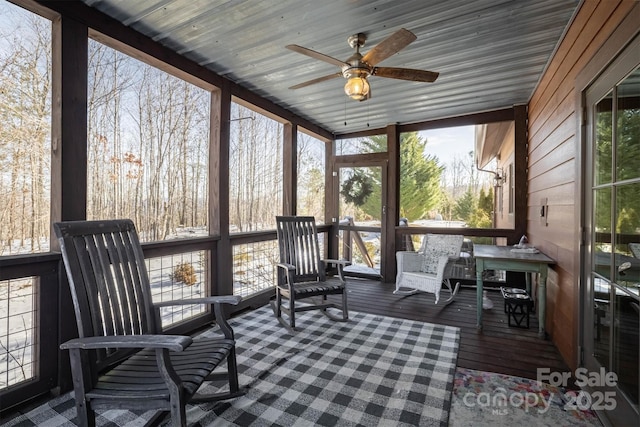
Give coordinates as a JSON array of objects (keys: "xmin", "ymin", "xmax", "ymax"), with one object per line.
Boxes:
[
  {"xmin": 594, "ymin": 91, "xmax": 613, "ymax": 185},
  {"xmin": 612, "ymin": 289, "xmax": 639, "ymax": 406},
  {"xmin": 593, "ymin": 276, "xmax": 610, "ymax": 370},
  {"xmin": 593, "ymin": 187, "xmax": 612, "ymax": 281},
  {"xmin": 616, "ymin": 68, "xmax": 640, "ymax": 181},
  {"xmin": 615, "ymin": 183, "xmax": 640, "ymax": 291}
]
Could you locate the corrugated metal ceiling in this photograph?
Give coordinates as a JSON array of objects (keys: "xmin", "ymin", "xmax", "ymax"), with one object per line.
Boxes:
[{"xmin": 80, "ymin": 0, "xmax": 580, "ymax": 135}]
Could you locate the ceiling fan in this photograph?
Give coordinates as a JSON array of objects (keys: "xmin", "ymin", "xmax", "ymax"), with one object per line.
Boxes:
[{"xmin": 286, "ymin": 28, "xmax": 439, "ymax": 101}]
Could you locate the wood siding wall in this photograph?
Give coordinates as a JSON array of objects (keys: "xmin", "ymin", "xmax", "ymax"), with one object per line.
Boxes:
[{"xmin": 527, "ymin": 0, "xmax": 638, "ymax": 369}]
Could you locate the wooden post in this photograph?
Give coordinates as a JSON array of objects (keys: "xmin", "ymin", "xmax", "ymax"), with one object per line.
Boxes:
[
  {"xmin": 384, "ymin": 124, "xmax": 400, "ymax": 282},
  {"xmin": 283, "ymin": 123, "xmax": 296, "ymax": 215},
  {"xmin": 212, "ymin": 82, "xmax": 233, "ymax": 296},
  {"xmin": 513, "ymin": 104, "xmax": 528, "ymax": 245},
  {"xmin": 51, "ymin": 14, "xmax": 88, "ymax": 394}
]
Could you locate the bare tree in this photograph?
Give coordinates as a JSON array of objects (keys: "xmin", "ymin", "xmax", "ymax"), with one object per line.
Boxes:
[
  {"xmin": 0, "ymin": 10, "xmax": 51, "ymax": 254},
  {"xmin": 87, "ymin": 41, "xmax": 209, "ymax": 241},
  {"xmin": 229, "ymin": 104, "xmax": 283, "ymax": 232}
]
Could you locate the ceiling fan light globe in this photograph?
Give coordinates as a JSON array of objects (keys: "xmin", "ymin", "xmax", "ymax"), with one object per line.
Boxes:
[{"xmin": 344, "ymin": 77, "xmax": 370, "ymax": 100}]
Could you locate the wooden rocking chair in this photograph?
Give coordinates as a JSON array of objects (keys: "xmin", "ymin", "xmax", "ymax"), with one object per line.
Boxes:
[
  {"xmin": 54, "ymin": 219, "xmax": 245, "ymax": 427},
  {"xmin": 273, "ymin": 216, "xmax": 350, "ymax": 330}
]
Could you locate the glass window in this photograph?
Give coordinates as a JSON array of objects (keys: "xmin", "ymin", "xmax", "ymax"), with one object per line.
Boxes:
[
  {"xmin": 0, "ymin": 2, "xmax": 51, "ymax": 255},
  {"xmin": 229, "ymin": 102, "xmax": 283, "ymax": 232},
  {"xmin": 616, "ymin": 72, "xmax": 640, "ymax": 182},
  {"xmin": 87, "ymin": 39, "xmax": 210, "ymax": 242},
  {"xmin": 595, "ymin": 91, "xmax": 613, "ymax": 185},
  {"xmin": 296, "ymin": 130, "xmax": 325, "ymax": 222},
  {"xmin": 588, "ymin": 64, "xmax": 639, "ymax": 411}
]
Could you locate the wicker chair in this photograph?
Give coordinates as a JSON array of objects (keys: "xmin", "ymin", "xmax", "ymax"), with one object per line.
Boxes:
[{"xmin": 394, "ymin": 233, "xmax": 464, "ymax": 305}]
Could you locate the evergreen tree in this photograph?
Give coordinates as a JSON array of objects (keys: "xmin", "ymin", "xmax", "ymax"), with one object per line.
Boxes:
[
  {"xmin": 399, "ymin": 132, "xmax": 444, "ymax": 219},
  {"xmin": 468, "ymin": 187, "xmax": 494, "ymax": 228}
]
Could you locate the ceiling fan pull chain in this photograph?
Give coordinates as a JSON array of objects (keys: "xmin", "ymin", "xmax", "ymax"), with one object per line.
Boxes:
[
  {"xmin": 344, "ymin": 97, "xmax": 347, "ymax": 126},
  {"xmin": 367, "ymin": 103, "xmax": 370, "ymax": 127}
]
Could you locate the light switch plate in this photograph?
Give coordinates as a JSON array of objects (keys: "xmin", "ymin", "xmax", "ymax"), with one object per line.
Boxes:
[{"xmin": 540, "ymin": 197, "xmax": 548, "ymax": 226}]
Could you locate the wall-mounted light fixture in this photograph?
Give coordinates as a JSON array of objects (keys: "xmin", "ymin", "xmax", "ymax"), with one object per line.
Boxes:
[{"xmin": 493, "ymin": 167, "xmax": 505, "ymax": 187}]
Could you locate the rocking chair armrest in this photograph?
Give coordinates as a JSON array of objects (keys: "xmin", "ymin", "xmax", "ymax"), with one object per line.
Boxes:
[
  {"xmin": 153, "ymin": 296, "xmax": 241, "ymax": 340},
  {"xmin": 436, "ymin": 255, "xmax": 450, "ymax": 273},
  {"xmin": 60, "ymin": 334, "xmax": 192, "ymax": 352},
  {"xmin": 153, "ymin": 295, "xmax": 242, "ymax": 308},
  {"xmin": 321, "ymin": 259, "xmax": 350, "ymax": 282},
  {"xmin": 396, "ymin": 251, "xmax": 423, "ymax": 272},
  {"xmin": 322, "ymin": 259, "xmax": 351, "ymax": 267},
  {"xmin": 276, "ymin": 262, "xmax": 296, "ymax": 272}
]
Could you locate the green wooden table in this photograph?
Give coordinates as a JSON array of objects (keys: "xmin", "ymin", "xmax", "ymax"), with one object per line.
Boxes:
[{"xmin": 474, "ymin": 244, "xmax": 555, "ymax": 337}]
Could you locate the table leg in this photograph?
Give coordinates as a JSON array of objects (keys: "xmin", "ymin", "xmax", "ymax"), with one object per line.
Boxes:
[
  {"xmin": 538, "ymin": 269, "xmax": 547, "ymax": 337},
  {"xmin": 476, "ymin": 259, "xmax": 484, "ymax": 330}
]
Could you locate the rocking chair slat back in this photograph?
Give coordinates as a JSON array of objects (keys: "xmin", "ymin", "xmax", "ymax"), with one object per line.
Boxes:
[
  {"xmin": 55, "ymin": 219, "xmax": 245, "ymax": 427},
  {"xmin": 56, "ymin": 220, "xmax": 156, "ymax": 370},
  {"xmin": 276, "ymin": 216, "xmax": 323, "ymax": 282}
]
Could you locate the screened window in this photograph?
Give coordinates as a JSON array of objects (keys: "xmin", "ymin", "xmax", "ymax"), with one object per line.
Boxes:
[
  {"xmin": 86, "ymin": 38, "xmax": 212, "ymax": 327},
  {"xmin": 0, "ymin": 2, "xmax": 51, "ymax": 255},
  {"xmin": 0, "ymin": 0, "xmax": 52, "ymax": 395},
  {"xmin": 399, "ymin": 125, "xmax": 510, "ymax": 229},
  {"xmin": 86, "ymin": 39, "xmax": 210, "ymax": 242},
  {"xmin": 229, "ymin": 101, "xmax": 283, "ymax": 232},
  {"xmin": 335, "ymin": 135, "xmax": 387, "ymax": 155},
  {"xmin": 296, "ymin": 130, "xmax": 325, "ymax": 222}
]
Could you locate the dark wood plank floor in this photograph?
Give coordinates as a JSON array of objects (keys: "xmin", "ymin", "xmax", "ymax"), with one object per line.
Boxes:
[{"xmin": 333, "ymin": 278, "xmax": 571, "ymax": 382}]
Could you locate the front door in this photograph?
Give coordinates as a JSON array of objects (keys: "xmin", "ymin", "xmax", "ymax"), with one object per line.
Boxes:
[{"xmin": 583, "ymin": 38, "xmax": 639, "ymax": 425}]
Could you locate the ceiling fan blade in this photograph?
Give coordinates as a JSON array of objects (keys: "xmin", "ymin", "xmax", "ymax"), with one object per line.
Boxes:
[
  {"xmin": 286, "ymin": 44, "xmax": 348, "ymax": 67},
  {"xmin": 289, "ymin": 72, "xmax": 342, "ymax": 90},
  {"xmin": 373, "ymin": 67, "xmax": 439, "ymax": 82},
  {"xmin": 361, "ymin": 28, "xmax": 417, "ymax": 66}
]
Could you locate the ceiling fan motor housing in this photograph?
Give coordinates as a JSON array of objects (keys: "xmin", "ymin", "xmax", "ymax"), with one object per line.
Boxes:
[{"xmin": 343, "ymin": 33, "xmax": 372, "ymax": 79}]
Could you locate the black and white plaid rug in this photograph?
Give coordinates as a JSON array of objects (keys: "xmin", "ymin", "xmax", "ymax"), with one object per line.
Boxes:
[{"xmin": 5, "ymin": 305, "xmax": 460, "ymax": 427}]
